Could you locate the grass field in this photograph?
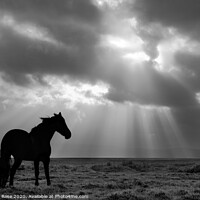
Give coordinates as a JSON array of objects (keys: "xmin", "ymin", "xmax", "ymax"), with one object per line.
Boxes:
[{"xmin": 1, "ymin": 158, "xmax": 200, "ymax": 199}]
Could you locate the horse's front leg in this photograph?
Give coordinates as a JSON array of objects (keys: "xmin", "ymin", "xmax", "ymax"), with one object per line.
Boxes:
[
  {"xmin": 10, "ymin": 159, "xmax": 22, "ymax": 187},
  {"xmin": 34, "ymin": 159, "xmax": 39, "ymax": 186},
  {"xmin": 43, "ymin": 157, "xmax": 50, "ymax": 186}
]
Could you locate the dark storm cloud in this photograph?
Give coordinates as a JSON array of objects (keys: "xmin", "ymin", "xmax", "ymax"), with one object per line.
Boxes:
[
  {"xmin": 0, "ymin": 0, "xmax": 101, "ymax": 85},
  {"xmin": 132, "ymin": 0, "xmax": 200, "ymax": 39},
  {"xmin": 0, "ymin": 27, "xmax": 98, "ymax": 84},
  {"xmin": 176, "ymin": 52, "xmax": 200, "ymax": 71},
  {"xmin": 0, "ymin": 0, "xmax": 101, "ymax": 48},
  {"xmin": 0, "ymin": 0, "xmax": 99, "ymax": 24},
  {"xmin": 175, "ymin": 51, "xmax": 200, "ymax": 74},
  {"xmin": 175, "ymin": 51, "xmax": 200, "ymax": 92}
]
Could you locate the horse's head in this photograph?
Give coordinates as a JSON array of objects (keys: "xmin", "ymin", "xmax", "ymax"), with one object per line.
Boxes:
[{"xmin": 53, "ymin": 112, "xmax": 71, "ymax": 139}]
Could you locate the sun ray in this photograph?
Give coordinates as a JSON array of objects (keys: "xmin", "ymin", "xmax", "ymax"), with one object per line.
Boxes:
[{"xmin": 161, "ymin": 108, "xmax": 193, "ymax": 158}]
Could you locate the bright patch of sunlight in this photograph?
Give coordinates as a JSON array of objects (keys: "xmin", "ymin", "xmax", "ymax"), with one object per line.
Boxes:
[
  {"xmin": 123, "ymin": 51, "xmax": 150, "ymax": 63},
  {"xmin": 154, "ymin": 37, "xmax": 186, "ymax": 72},
  {"xmin": 44, "ymin": 76, "xmax": 110, "ymax": 108},
  {"xmin": 0, "ymin": 74, "xmax": 110, "ymax": 110},
  {"xmin": 102, "ymin": 35, "xmax": 130, "ymax": 49},
  {"xmin": 94, "ymin": 0, "xmax": 127, "ymax": 9},
  {"xmin": 79, "ymin": 83, "xmax": 109, "ymax": 98},
  {"xmin": 100, "ymin": 34, "xmax": 144, "ymax": 50},
  {"xmin": 195, "ymin": 93, "xmax": 200, "ymax": 104},
  {"xmin": 126, "ymin": 17, "xmax": 138, "ymax": 29}
]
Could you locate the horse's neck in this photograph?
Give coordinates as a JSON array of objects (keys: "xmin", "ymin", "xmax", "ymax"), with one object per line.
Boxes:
[
  {"xmin": 43, "ymin": 129, "xmax": 55, "ymax": 142},
  {"xmin": 30, "ymin": 124, "xmax": 56, "ymax": 143}
]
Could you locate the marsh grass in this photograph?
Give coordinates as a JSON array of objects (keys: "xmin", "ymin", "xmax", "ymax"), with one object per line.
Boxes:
[
  {"xmin": 179, "ymin": 164, "xmax": 200, "ymax": 173},
  {"xmin": 1, "ymin": 159, "xmax": 200, "ymax": 199}
]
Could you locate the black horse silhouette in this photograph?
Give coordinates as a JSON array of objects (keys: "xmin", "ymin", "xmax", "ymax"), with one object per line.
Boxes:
[{"xmin": 0, "ymin": 112, "xmax": 71, "ymax": 188}]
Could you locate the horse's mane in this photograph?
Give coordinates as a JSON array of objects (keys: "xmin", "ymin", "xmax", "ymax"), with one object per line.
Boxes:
[{"xmin": 29, "ymin": 117, "xmax": 54, "ymax": 137}]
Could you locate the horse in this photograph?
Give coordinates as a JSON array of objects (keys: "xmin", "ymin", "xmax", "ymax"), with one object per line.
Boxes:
[{"xmin": 0, "ymin": 112, "xmax": 71, "ymax": 188}]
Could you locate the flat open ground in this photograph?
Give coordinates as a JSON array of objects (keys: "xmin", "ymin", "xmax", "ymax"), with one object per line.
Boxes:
[{"xmin": 1, "ymin": 158, "xmax": 200, "ymax": 200}]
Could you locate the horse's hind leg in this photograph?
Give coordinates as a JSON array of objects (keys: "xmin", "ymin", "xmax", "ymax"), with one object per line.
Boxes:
[
  {"xmin": 34, "ymin": 159, "xmax": 39, "ymax": 186},
  {"xmin": 10, "ymin": 159, "xmax": 22, "ymax": 186},
  {"xmin": 43, "ymin": 157, "xmax": 51, "ymax": 186}
]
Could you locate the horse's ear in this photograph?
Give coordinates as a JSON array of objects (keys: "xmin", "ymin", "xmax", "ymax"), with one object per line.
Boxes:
[{"xmin": 54, "ymin": 112, "xmax": 61, "ymax": 117}]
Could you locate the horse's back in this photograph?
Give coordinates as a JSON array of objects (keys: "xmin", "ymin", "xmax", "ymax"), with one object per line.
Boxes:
[
  {"xmin": 1, "ymin": 129, "xmax": 29, "ymax": 147},
  {"xmin": 1, "ymin": 129, "xmax": 33, "ymax": 160}
]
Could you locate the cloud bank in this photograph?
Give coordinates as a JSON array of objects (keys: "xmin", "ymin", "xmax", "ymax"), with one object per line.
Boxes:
[{"xmin": 0, "ymin": 0, "xmax": 200, "ymax": 109}]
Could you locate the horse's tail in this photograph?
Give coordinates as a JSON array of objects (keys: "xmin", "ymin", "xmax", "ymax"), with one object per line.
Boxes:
[{"xmin": 0, "ymin": 134, "xmax": 11, "ymax": 188}]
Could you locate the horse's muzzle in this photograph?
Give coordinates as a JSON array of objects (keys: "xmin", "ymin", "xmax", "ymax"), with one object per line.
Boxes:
[{"xmin": 65, "ymin": 131, "xmax": 71, "ymax": 139}]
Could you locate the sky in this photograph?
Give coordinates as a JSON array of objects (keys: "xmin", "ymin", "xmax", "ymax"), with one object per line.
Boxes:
[{"xmin": 0, "ymin": 0, "xmax": 200, "ymax": 158}]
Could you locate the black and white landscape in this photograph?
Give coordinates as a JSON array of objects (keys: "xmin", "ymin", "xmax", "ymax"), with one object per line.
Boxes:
[{"xmin": 1, "ymin": 0, "xmax": 200, "ymax": 199}]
